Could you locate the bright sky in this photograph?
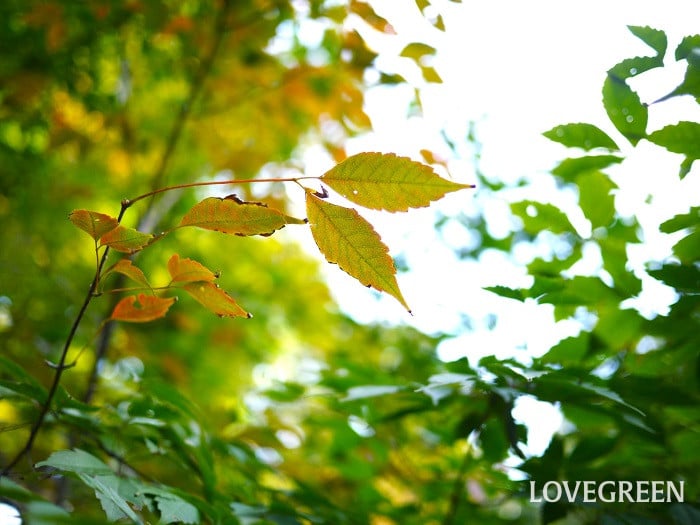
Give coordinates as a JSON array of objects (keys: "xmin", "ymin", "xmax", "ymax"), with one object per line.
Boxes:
[{"xmin": 292, "ymin": 0, "xmax": 700, "ymax": 458}]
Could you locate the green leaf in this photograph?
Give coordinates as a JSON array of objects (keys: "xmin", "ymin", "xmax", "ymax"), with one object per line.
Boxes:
[
  {"xmin": 551, "ymin": 155, "xmax": 623, "ymax": 182},
  {"xmin": 675, "ymin": 35, "xmax": 700, "ymax": 60},
  {"xmin": 540, "ymin": 332, "xmax": 590, "ymax": 365},
  {"xmin": 672, "ymin": 230, "xmax": 700, "ymax": 263},
  {"xmin": 648, "ymin": 264, "xmax": 700, "ymax": 293},
  {"xmin": 141, "ymin": 486, "xmax": 199, "ymax": 524},
  {"xmin": 647, "ymin": 121, "xmax": 700, "ymax": 159},
  {"xmin": 69, "ymin": 210, "xmax": 119, "ymax": 241},
  {"xmin": 659, "ymin": 207, "xmax": 700, "ymax": 233},
  {"xmin": 577, "ymin": 170, "xmax": 617, "ymax": 228},
  {"xmin": 511, "ymin": 201, "xmax": 576, "ymax": 235},
  {"xmin": 179, "ymin": 195, "xmax": 305, "ymax": 236},
  {"xmin": 78, "ymin": 474, "xmax": 143, "ymax": 524},
  {"xmin": 306, "ymin": 192, "xmax": 410, "ymax": 311},
  {"xmin": 182, "ymin": 282, "xmax": 251, "ymax": 318},
  {"xmin": 99, "ymin": 225, "xmax": 154, "ymax": 254},
  {"xmin": 628, "ymin": 25, "xmax": 667, "ymax": 57},
  {"xmin": 321, "ymin": 152, "xmax": 472, "ymax": 212},
  {"xmin": 542, "ymin": 123, "xmax": 619, "ymax": 151},
  {"xmin": 603, "ymin": 74, "xmax": 647, "ymax": 145},
  {"xmin": 484, "ymin": 285, "xmax": 526, "ymax": 302},
  {"xmin": 36, "ymin": 449, "xmax": 113, "ymax": 476}
]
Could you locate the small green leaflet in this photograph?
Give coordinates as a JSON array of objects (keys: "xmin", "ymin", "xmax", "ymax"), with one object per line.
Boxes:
[
  {"xmin": 306, "ymin": 192, "xmax": 410, "ymax": 312},
  {"xmin": 543, "ymin": 123, "xmax": 619, "ymax": 151},
  {"xmin": 99, "ymin": 225, "xmax": 154, "ymax": 253},
  {"xmin": 321, "ymin": 152, "xmax": 472, "ymax": 212},
  {"xmin": 179, "ymin": 195, "xmax": 305, "ymax": 236}
]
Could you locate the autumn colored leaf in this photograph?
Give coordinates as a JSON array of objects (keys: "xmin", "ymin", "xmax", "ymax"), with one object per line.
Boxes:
[
  {"xmin": 111, "ymin": 294, "xmax": 176, "ymax": 323},
  {"xmin": 179, "ymin": 195, "xmax": 306, "ymax": 237},
  {"xmin": 103, "ymin": 259, "xmax": 150, "ymax": 288},
  {"xmin": 99, "ymin": 225, "xmax": 154, "ymax": 253},
  {"xmin": 69, "ymin": 210, "xmax": 119, "ymax": 241},
  {"xmin": 321, "ymin": 152, "xmax": 472, "ymax": 212},
  {"xmin": 183, "ymin": 282, "xmax": 250, "ymax": 318},
  {"xmin": 306, "ymin": 192, "xmax": 410, "ymax": 312},
  {"xmin": 168, "ymin": 254, "xmax": 218, "ymax": 284}
]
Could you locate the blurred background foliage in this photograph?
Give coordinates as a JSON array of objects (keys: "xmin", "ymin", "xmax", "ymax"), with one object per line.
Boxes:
[{"xmin": 0, "ymin": 1, "xmax": 699, "ymax": 524}]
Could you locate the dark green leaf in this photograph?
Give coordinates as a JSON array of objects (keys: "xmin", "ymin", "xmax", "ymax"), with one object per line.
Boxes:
[
  {"xmin": 628, "ymin": 26, "xmax": 667, "ymax": 57},
  {"xmin": 484, "ymin": 285, "xmax": 526, "ymax": 302}
]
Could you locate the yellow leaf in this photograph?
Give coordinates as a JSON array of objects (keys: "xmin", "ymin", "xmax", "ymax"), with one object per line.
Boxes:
[
  {"xmin": 111, "ymin": 294, "xmax": 175, "ymax": 323},
  {"xmin": 306, "ymin": 192, "xmax": 410, "ymax": 312},
  {"xmin": 103, "ymin": 259, "xmax": 150, "ymax": 288},
  {"xmin": 99, "ymin": 225, "xmax": 154, "ymax": 253},
  {"xmin": 183, "ymin": 282, "xmax": 251, "ymax": 318},
  {"xmin": 167, "ymin": 254, "xmax": 218, "ymax": 283},
  {"xmin": 399, "ymin": 42, "xmax": 436, "ymax": 61},
  {"xmin": 69, "ymin": 210, "xmax": 119, "ymax": 241},
  {"xmin": 179, "ymin": 195, "xmax": 306, "ymax": 237},
  {"xmin": 321, "ymin": 152, "xmax": 473, "ymax": 212}
]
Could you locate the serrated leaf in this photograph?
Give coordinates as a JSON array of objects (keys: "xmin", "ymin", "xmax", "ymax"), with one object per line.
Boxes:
[
  {"xmin": 628, "ymin": 25, "xmax": 667, "ymax": 57},
  {"xmin": 167, "ymin": 254, "xmax": 218, "ymax": 284},
  {"xmin": 551, "ymin": 155, "xmax": 623, "ymax": 182},
  {"xmin": 69, "ymin": 210, "xmax": 119, "ymax": 241},
  {"xmin": 103, "ymin": 259, "xmax": 150, "ymax": 288},
  {"xmin": 183, "ymin": 282, "xmax": 250, "ymax": 318},
  {"xmin": 647, "ymin": 121, "xmax": 700, "ymax": 159},
  {"xmin": 36, "ymin": 449, "xmax": 112, "ymax": 476},
  {"xmin": 542, "ymin": 123, "xmax": 619, "ymax": 151},
  {"xmin": 78, "ymin": 474, "xmax": 143, "ymax": 524},
  {"xmin": 603, "ymin": 74, "xmax": 647, "ymax": 145},
  {"xmin": 321, "ymin": 152, "xmax": 471, "ymax": 212},
  {"xmin": 99, "ymin": 225, "xmax": 154, "ymax": 253},
  {"xmin": 179, "ymin": 195, "xmax": 305, "ymax": 236},
  {"xmin": 141, "ymin": 486, "xmax": 199, "ymax": 524},
  {"xmin": 111, "ymin": 294, "xmax": 176, "ymax": 323},
  {"xmin": 484, "ymin": 286, "xmax": 526, "ymax": 302},
  {"xmin": 306, "ymin": 192, "xmax": 410, "ymax": 311}
]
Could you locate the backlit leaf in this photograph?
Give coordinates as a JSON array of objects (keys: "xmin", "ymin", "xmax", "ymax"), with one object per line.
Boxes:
[
  {"xmin": 183, "ymin": 282, "xmax": 250, "ymax": 318},
  {"xmin": 111, "ymin": 294, "xmax": 176, "ymax": 323},
  {"xmin": 179, "ymin": 195, "xmax": 306, "ymax": 236},
  {"xmin": 168, "ymin": 254, "xmax": 218, "ymax": 284},
  {"xmin": 69, "ymin": 210, "xmax": 119, "ymax": 241},
  {"xmin": 551, "ymin": 155, "xmax": 623, "ymax": 182},
  {"xmin": 647, "ymin": 121, "xmax": 700, "ymax": 159},
  {"xmin": 99, "ymin": 225, "xmax": 154, "ymax": 253},
  {"xmin": 103, "ymin": 259, "xmax": 150, "ymax": 288},
  {"xmin": 577, "ymin": 170, "xmax": 617, "ymax": 228},
  {"xmin": 628, "ymin": 25, "xmax": 667, "ymax": 57},
  {"xmin": 306, "ymin": 192, "xmax": 410, "ymax": 311},
  {"xmin": 400, "ymin": 42, "xmax": 436, "ymax": 61},
  {"xmin": 543, "ymin": 123, "xmax": 619, "ymax": 151},
  {"xmin": 603, "ymin": 74, "xmax": 647, "ymax": 145},
  {"xmin": 321, "ymin": 152, "xmax": 472, "ymax": 212}
]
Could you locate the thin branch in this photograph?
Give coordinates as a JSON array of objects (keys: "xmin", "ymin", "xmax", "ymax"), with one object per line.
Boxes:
[{"xmin": 0, "ymin": 243, "xmax": 115, "ymax": 477}]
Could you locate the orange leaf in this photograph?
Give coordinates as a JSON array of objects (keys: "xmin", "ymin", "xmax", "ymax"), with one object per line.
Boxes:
[
  {"xmin": 69, "ymin": 210, "xmax": 119, "ymax": 241},
  {"xmin": 99, "ymin": 225, "xmax": 154, "ymax": 253},
  {"xmin": 306, "ymin": 192, "xmax": 410, "ymax": 312},
  {"xmin": 179, "ymin": 195, "xmax": 306, "ymax": 237},
  {"xmin": 183, "ymin": 282, "xmax": 251, "ymax": 318},
  {"xmin": 321, "ymin": 152, "xmax": 472, "ymax": 212},
  {"xmin": 167, "ymin": 254, "xmax": 218, "ymax": 283},
  {"xmin": 103, "ymin": 259, "xmax": 150, "ymax": 288},
  {"xmin": 111, "ymin": 294, "xmax": 175, "ymax": 323}
]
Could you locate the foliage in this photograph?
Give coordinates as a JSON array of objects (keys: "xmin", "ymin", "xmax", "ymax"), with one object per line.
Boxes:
[{"xmin": 0, "ymin": 2, "xmax": 698, "ymax": 524}]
